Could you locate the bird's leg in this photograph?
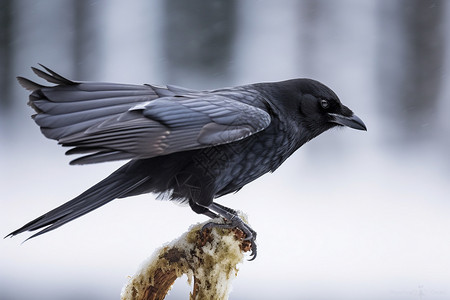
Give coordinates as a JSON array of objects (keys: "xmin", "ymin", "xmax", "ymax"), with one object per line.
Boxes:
[
  {"xmin": 202, "ymin": 202, "xmax": 257, "ymax": 260},
  {"xmin": 202, "ymin": 209, "xmax": 219, "ymax": 219},
  {"xmin": 189, "ymin": 199, "xmax": 219, "ymax": 219}
]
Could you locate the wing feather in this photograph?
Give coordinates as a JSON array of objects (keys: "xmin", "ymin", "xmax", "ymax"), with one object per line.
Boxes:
[
  {"xmin": 21, "ymin": 65, "xmax": 272, "ymax": 165},
  {"xmin": 60, "ymin": 95, "xmax": 271, "ymax": 164}
]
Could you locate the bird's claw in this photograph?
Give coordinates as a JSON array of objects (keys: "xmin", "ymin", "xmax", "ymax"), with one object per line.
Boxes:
[{"xmin": 202, "ymin": 217, "xmax": 257, "ymax": 260}]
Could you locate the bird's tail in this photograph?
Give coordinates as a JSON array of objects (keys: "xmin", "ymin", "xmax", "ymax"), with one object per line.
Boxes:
[{"xmin": 6, "ymin": 161, "xmax": 150, "ymax": 240}]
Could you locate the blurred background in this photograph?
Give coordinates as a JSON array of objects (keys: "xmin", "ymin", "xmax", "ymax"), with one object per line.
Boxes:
[{"xmin": 1, "ymin": 0, "xmax": 449, "ymax": 299}]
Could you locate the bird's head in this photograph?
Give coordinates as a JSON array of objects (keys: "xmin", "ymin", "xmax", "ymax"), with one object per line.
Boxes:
[{"xmin": 273, "ymin": 79, "xmax": 367, "ymax": 141}]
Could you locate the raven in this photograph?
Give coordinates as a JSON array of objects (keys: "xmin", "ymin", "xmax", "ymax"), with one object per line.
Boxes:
[{"xmin": 7, "ymin": 65, "xmax": 366, "ymax": 258}]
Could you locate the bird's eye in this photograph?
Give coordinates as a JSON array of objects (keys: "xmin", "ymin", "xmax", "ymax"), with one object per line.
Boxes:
[{"xmin": 320, "ymin": 99, "xmax": 329, "ymax": 109}]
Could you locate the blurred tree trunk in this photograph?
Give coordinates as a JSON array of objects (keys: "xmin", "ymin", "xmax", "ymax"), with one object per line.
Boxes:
[
  {"xmin": 0, "ymin": 0, "xmax": 13, "ymax": 109},
  {"xmin": 298, "ymin": 0, "xmax": 321, "ymax": 74},
  {"xmin": 402, "ymin": 0, "xmax": 445, "ymax": 123},
  {"xmin": 162, "ymin": 0, "xmax": 237, "ymax": 88},
  {"xmin": 377, "ymin": 0, "xmax": 446, "ymax": 141},
  {"xmin": 73, "ymin": 0, "xmax": 100, "ymax": 80}
]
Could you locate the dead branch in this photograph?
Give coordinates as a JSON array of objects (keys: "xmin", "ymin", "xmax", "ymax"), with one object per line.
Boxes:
[{"xmin": 121, "ymin": 217, "xmax": 252, "ymax": 300}]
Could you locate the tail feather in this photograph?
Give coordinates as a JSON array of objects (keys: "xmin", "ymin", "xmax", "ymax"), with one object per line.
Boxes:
[
  {"xmin": 6, "ymin": 162, "xmax": 150, "ymax": 240},
  {"xmin": 68, "ymin": 151, "xmax": 134, "ymax": 165}
]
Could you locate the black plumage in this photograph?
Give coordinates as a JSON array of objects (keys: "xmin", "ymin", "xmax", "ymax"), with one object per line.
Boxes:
[{"xmin": 7, "ymin": 65, "xmax": 366, "ymax": 258}]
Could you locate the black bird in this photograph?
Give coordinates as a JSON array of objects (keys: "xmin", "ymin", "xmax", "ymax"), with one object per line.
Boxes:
[{"xmin": 7, "ymin": 65, "xmax": 366, "ymax": 258}]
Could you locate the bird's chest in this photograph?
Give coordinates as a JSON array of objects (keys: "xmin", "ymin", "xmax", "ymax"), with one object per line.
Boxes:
[{"xmin": 208, "ymin": 125, "xmax": 298, "ymax": 195}]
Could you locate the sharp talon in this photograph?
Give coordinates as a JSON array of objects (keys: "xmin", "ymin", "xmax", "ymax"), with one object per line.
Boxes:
[
  {"xmin": 249, "ymin": 247, "xmax": 257, "ymax": 260},
  {"xmin": 203, "ymin": 203, "xmax": 259, "ymax": 259},
  {"xmin": 201, "ymin": 217, "xmax": 258, "ymax": 260}
]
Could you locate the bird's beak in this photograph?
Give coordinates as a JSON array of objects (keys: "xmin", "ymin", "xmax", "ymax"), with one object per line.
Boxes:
[{"xmin": 329, "ymin": 113, "xmax": 367, "ymax": 131}]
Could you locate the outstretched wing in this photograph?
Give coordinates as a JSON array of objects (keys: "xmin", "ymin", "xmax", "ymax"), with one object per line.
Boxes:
[{"xmin": 19, "ymin": 65, "xmax": 271, "ymax": 165}]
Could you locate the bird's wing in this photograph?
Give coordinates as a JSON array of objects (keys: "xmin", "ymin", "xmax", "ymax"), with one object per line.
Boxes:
[
  {"xmin": 60, "ymin": 95, "xmax": 271, "ymax": 164},
  {"xmin": 22, "ymin": 65, "xmax": 271, "ymax": 165}
]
